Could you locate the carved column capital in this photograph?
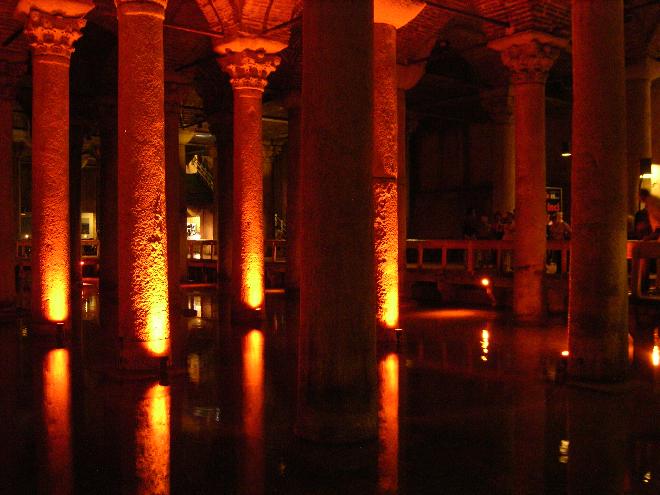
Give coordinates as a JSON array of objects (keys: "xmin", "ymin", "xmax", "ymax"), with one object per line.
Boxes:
[
  {"xmin": 22, "ymin": 9, "xmax": 87, "ymax": 63},
  {"xmin": 489, "ymin": 32, "xmax": 567, "ymax": 85},
  {"xmin": 218, "ymin": 50, "xmax": 280, "ymax": 93}
]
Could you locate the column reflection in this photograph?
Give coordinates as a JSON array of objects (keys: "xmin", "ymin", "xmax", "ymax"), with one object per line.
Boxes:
[
  {"xmin": 42, "ymin": 348, "xmax": 72, "ymax": 494},
  {"xmin": 242, "ymin": 329, "xmax": 264, "ymax": 495},
  {"xmin": 135, "ymin": 383, "xmax": 170, "ymax": 495},
  {"xmin": 379, "ymin": 352, "xmax": 399, "ymax": 492}
]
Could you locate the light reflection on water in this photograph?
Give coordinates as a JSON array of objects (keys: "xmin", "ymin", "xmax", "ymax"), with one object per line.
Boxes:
[
  {"xmin": 379, "ymin": 353, "xmax": 399, "ymax": 493},
  {"xmin": 135, "ymin": 383, "xmax": 170, "ymax": 495},
  {"xmin": 242, "ymin": 329, "xmax": 264, "ymax": 495}
]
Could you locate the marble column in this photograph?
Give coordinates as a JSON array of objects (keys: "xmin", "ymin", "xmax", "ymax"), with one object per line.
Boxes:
[
  {"xmin": 626, "ymin": 61, "xmax": 652, "ymax": 213},
  {"xmin": 0, "ymin": 57, "xmax": 22, "ymax": 311},
  {"xmin": 217, "ymin": 46, "xmax": 281, "ymax": 319},
  {"xmin": 481, "ymin": 87, "xmax": 515, "ymax": 215},
  {"xmin": 372, "ymin": 0, "xmax": 424, "ymax": 330},
  {"xmin": 16, "ymin": 0, "xmax": 92, "ymax": 328},
  {"xmin": 296, "ymin": 0, "xmax": 376, "ymax": 443},
  {"xmin": 116, "ymin": 0, "xmax": 170, "ymax": 369},
  {"xmin": 284, "ymin": 92, "xmax": 301, "ymax": 290},
  {"xmin": 490, "ymin": 33, "xmax": 565, "ymax": 324},
  {"xmin": 568, "ymin": 0, "xmax": 628, "ymax": 381}
]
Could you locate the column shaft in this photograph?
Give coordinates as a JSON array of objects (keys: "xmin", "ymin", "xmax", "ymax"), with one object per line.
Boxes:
[
  {"xmin": 373, "ymin": 22, "xmax": 399, "ymax": 330},
  {"xmin": 493, "ymin": 121, "xmax": 515, "ymax": 214},
  {"xmin": 396, "ymin": 89, "xmax": 408, "ymax": 296},
  {"xmin": 512, "ymin": 82, "xmax": 547, "ymax": 322},
  {"xmin": 297, "ymin": 0, "xmax": 376, "ymax": 442},
  {"xmin": 653, "ymin": 80, "xmax": 660, "ymax": 166},
  {"xmin": 626, "ymin": 76, "xmax": 651, "ymax": 213},
  {"xmin": 233, "ymin": 88, "xmax": 265, "ymax": 312},
  {"xmin": 31, "ymin": 41, "xmax": 72, "ymax": 324},
  {"xmin": 117, "ymin": 0, "xmax": 170, "ymax": 367},
  {"xmin": 569, "ymin": 0, "xmax": 628, "ymax": 381},
  {"xmin": 0, "ymin": 94, "xmax": 15, "ymax": 308}
]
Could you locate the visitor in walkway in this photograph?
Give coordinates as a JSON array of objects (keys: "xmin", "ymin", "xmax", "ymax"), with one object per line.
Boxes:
[{"xmin": 640, "ymin": 189, "xmax": 660, "ymax": 238}]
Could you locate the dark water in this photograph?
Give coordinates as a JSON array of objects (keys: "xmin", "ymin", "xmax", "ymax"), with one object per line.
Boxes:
[{"xmin": 2, "ymin": 287, "xmax": 660, "ymax": 494}]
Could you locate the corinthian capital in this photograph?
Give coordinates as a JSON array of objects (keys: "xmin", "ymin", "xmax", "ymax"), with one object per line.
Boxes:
[
  {"xmin": 489, "ymin": 32, "xmax": 567, "ymax": 85},
  {"xmin": 23, "ymin": 10, "xmax": 87, "ymax": 61},
  {"xmin": 218, "ymin": 49, "xmax": 280, "ymax": 92}
]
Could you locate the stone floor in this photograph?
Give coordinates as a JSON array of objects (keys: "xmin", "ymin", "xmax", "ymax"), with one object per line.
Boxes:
[{"xmin": 2, "ymin": 287, "xmax": 660, "ymax": 494}]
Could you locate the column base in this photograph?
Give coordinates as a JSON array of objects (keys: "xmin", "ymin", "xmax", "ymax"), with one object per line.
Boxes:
[
  {"xmin": 119, "ymin": 340, "xmax": 170, "ymax": 372},
  {"xmin": 295, "ymin": 406, "xmax": 378, "ymax": 444},
  {"xmin": 513, "ymin": 313, "xmax": 548, "ymax": 327},
  {"xmin": 376, "ymin": 324, "xmax": 403, "ymax": 346}
]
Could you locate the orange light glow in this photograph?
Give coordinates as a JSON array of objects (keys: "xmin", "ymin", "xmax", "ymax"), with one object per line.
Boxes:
[
  {"xmin": 45, "ymin": 281, "xmax": 68, "ymax": 323},
  {"xmin": 242, "ymin": 329, "xmax": 264, "ymax": 492},
  {"xmin": 374, "ymin": 182, "xmax": 399, "ymax": 328},
  {"xmin": 480, "ymin": 329, "xmax": 490, "ymax": 361},
  {"xmin": 561, "ymin": 350, "xmax": 570, "ymax": 357},
  {"xmin": 145, "ymin": 299, "xmax": 169, "ymax": 356},
  {"xmin": 652, "ymin": 346, "xmax": 659, "ymax": 368},
  {"xmin": 43, "ymin": 349, "xmax": 72, "ymax": 492},
  {"xmin": 379, "ymin": 353, "xmax": 399, "ymax": 491},
  {"xmin": 136, "ymin": 384, "xmax": 170, "ymax": 495},
  {"xmin": 244, "ymin": 261, "xmax": 264, "ymax": 309},
  {"xmin": 481, "ymin": 277, "xmax": 490, "ymax": 287}
]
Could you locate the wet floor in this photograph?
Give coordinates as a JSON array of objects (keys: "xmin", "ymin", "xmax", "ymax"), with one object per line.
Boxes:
[{"xmin": 2, "ymin": 287, "xmax": 660, "ymax": 494}]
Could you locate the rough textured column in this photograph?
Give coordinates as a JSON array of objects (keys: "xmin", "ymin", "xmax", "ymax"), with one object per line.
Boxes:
[
  {"xmin": 372, "ymin": 1, "xmax": 424, "ymax": 330},
  {"xmin": 16, "ymin": 0, "xmax": 92, "ymax": 328},
  {"xmin": 653, "ymin": 79, "xmax": 660, "ymax": 166},
  {"xmin": 569, "ymin": 0, "xmax": 628, "ymax": 381},
  {"xmin": 296, "ymin": 0, "xmax": 376, "ymax": 443},
  {"xmin": 481, "ymin": 87, "xmax": 515, "ymax": 214},
  {"xmin": 490, "ymin": 33, "xmax": 565, "ymax": 323},
  {"xmin": 116, "ymin": 0, "xmax": 170, "ymax": 369},
  {"xmin": 217, "ymin": 47, "xmax": 280, "ymax": 319},
  {"xmin": 284, "ymin": 92, "xmax": 301, "ymax": 290},
  {"xmin": 626, "ymin": 63, "xmax": 652, "ymax": 214},
  {"xmin": 0, "ymin": 57, "xmax": 22, "ymax": 311}
]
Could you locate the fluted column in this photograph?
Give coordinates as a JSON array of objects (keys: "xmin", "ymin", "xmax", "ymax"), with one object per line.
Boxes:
[
  {"xmin": 217, "ymin": 48, "xmax": 280, "ymax": 319},
  {"xmin": 296, "ymin": 0, "xmax": 376, "ymax": 443},
  {"xmin": 116, "ymin": 0, "xmax": 170, "ymax": 369},
  {"xmin": 481, "ymin": 87, "xmax": 515, "ymax": 215},
  {"xmin": 16, "ymin": 0, "xmax": 92, "ymax": 328},
  {"xmin": 490, "ymin": 33, "xmax": 565, "ymax": 323},
  {"xmin": 569, "ymin": 0, "xmax": 628, "ymax": 381},
  {"xmin": 284, "ymin": 92, "xmax": 301, "ymax": 290},
  {"xmin": 372, "ymin": 0, "xmax": 424, "ymax": 331},
  {"xmin": 0, "ymin": 57, "xmax": 22, "ymax": 311},
  {"xmin": 626, "ymin": 62, "xmax": 653, "ymax": 213}
]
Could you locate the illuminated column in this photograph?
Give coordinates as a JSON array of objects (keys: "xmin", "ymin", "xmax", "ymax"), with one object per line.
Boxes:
[
  {"xmin": 116, "ymin": 0, "xmax": 170, "ymax": 368},
  {"xmin": 372, "ymin": 0, "xmax": 424, "ymax": 330},
  {"xmin": 284, "ymin": 92, "xmax": 301, "ymax": 290},
  {"xmin": 297, "ymin": 0, "xmax": 376, "ymax": 442},
  {"xmin": 396, "ymin": 63, "xmax": 424, "ymax": 297},
  {"xmin": 654, "ymin": 80, "xmax": 660, "ymax": 165},
  {"xmin": 16, "ymin": 0, "xmax": 92, "ymax": 327},
  {"xmin": 0, "ymin": 57, "xmax": 22, "ymax": 311},
  {"xmin": 481, "ymin": 87, "xmax": 515, "ymax": 214},
  {"xmin": 569, "ymin": 0, "xmax": 628, "ymax": 381},
  {"xmin": 490, "ymin": 33, "xmax": 565, "ymax": 323},
  {"xmin": 217, "ymin": 47, "xmax": 281, "ymax": 318},
  {"xmin": 625, "ymin": 61, "xmax": 652, "ymax": 213}
]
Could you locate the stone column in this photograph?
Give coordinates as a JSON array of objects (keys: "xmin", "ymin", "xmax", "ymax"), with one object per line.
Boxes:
[
  {"xmin": 284, "ymin": 92, "xmax": 301, "ymax": 290},
  {"xmin": 396, "ymin": 63, "xmax": 424, "ymax": 297},
  {"xmin": 569, "ymin": 0, "xmax": 628, "ymax": 381},
  {"xmin": 217, "ymin": 47, "xmax": 281, "ymax": 319},
  {"xmin": 16, "ymin": 0, "xmax": 92, "ymax": 328},
  {"xmin": 490, "ymin": 33, "xmax": 565, "ymax": 324},
  {"xmin": 481, "ymin": 87, "xmax": 515, "ymax": 215},
  {"xmin": 116, "ymin": 0, "xmax": 170, "ymax": 369},
  {"xmin": 653, "ymin": 80, "xmax": 660, "ymax": 168},
  {"xmin": 372, "ymin": 1, "xmax": 424, "ymax": 331},
  {"xmin": 0, "ymin": 57, "xmax": 22, "ymax": 312},
  {"xmin": 626, "ymin": 61, "xmax": 653, "ymax": 213},
  {"xmin": 296, "ymin": 0, "xmax": 376, "ymax": 443}
]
